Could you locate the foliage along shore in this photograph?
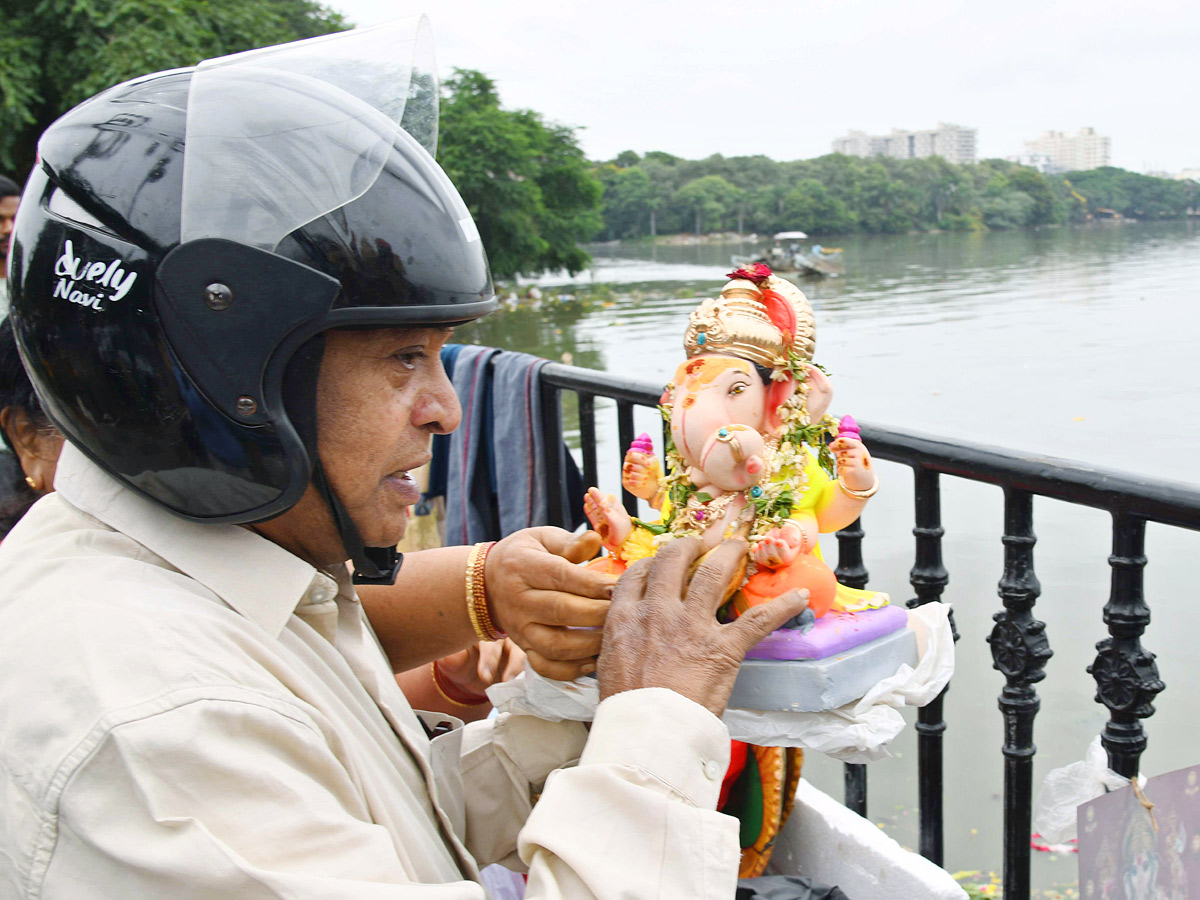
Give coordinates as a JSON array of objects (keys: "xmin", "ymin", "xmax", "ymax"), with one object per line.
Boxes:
[{"xmin": 593, "ymin": 151, "xmax": 1200, "ymax": 242}]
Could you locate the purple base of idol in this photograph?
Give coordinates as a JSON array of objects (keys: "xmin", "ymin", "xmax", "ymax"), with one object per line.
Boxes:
[{"xmin": 745, "ymin": 603, "xmax": 909, "ymax": 660}]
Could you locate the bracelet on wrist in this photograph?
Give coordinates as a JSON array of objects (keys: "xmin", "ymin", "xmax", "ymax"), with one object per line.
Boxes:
[
  {"xmin": 431, "ymin": 660, "xmax": 490, "ymax": 707},
  {"xmin": 465, "ymin": 541, "xmax": 504, "ymax": 642},
  {"xmin": 837, "ymin": 475, "xmax": 879, "ymax": 500}
]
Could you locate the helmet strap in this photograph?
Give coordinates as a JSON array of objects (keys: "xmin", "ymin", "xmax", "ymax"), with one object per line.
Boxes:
[
  {"xmin": 284, "ymin": 334, "xmax": 403, "ymax": 586},
  {"xmin": 310, "ymin": 458, "xmax": 404, "ymax": 585}
]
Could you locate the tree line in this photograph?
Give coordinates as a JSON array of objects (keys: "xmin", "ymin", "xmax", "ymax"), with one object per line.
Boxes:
[
  {"xmin": 594, "ymin": 152, "xmax": 1200, "ymax": 240},
  {"xmin": 3, "ymin": 1, "xmax": 1196, "ymax": 280}
]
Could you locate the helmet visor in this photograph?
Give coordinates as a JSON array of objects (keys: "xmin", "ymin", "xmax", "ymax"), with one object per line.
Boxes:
[{"xmin": 180, "ymin": 17, "xmax": 438, "ymax": 251}]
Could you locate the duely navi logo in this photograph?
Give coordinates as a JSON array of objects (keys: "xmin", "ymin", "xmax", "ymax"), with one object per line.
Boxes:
[{"xmin": 54, "ymin": 240, "xmax": 138, "ymax": 312}]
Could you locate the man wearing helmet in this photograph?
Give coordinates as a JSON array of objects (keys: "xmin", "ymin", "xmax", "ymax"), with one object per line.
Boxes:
[{"xmin": 0, "ymin": 23, "xmax": 806, "ymax": 900}]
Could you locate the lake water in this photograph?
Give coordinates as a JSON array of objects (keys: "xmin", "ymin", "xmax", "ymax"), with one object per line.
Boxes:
[{"xmin": 457, "ymin": 221, "xmax": 1200, "ymax": 894}]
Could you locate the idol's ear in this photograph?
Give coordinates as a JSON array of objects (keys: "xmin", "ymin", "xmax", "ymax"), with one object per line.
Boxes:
[
  {"xmin": 765, "ymin": 374, "xmax": 798, "ymax": 433},
  {"xmin": 804, "ymin": 364, "xmax": 834, "ymax": 421}
]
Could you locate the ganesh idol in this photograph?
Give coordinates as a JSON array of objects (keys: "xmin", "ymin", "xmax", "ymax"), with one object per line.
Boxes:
[
  {"xmin": 579, "ymin": 264, "xmax": 927, "ymax": 877},
  {"xmin": 585, "ymin": 262, "xmax": 888, "ymax": 622}
]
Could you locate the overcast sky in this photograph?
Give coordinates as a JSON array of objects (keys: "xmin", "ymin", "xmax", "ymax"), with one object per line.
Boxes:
[{"xmin": 332, "ymin": 0, "xmax": 1199, "ymax": 173}]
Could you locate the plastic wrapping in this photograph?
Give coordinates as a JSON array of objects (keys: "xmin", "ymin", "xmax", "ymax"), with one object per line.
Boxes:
[
  {"xmin": 488, "ymin": 602, "xmax": 955, "ymax": 763},
  {"xmin": 1032, "ymin": 735, "xmax": 1143, "ymax": 843}
]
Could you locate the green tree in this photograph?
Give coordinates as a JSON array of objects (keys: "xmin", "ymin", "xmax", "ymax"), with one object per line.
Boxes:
[
  {"xmin": 1005, "ymin": 167, "xmax": 1057, "ymax": 225},
  {"xmin": 782, "ymin": 179, "xmax": 856, "ymax": 234},
  {"xmin": 1067, "ymin": 166, "xmax": 1200, "ymax": 219},
  {"xmin": 981, "ymin": 191, "xmax": 1036, "ymax": 229},
  {"xmin": 853, "ymin": 161, "xmax": 918, "ymax": 233},
  {"xmin": 1, "ymin": 0, "xmax": 349, "ymax": 176},
  {"xmin": 438, "ymin": 69, "xmax": 603, "ymax": 278},
  {"xmin": 593, "ymin": 151, "xmax": 1196, "ymax": 239},
  {"xmin": 601, "ymin": 166, "xmax": 657, "ymax": 238},
  {"xmin": 671, "ymin": 175, "xmax": 740, "ymax": 235}
]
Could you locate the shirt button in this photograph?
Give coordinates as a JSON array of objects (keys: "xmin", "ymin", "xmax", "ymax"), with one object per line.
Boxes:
[
  {"xmin": 703, "ymin": 759, "xmax": 722, "ymax": 780},
  {"xmin": 308, "ymin": 578, "xmax": 336, "ymax": 604}
]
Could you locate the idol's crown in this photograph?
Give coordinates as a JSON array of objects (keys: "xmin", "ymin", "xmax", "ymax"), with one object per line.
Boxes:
[{"xmin": 683, "ymin": 268, "xmax": 815, "ymax": 368}]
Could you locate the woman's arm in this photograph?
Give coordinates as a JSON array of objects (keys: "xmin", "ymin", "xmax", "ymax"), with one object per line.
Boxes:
[{"xmin": 395, "ymin": 640, "xmax": 526, "ymax": 723}]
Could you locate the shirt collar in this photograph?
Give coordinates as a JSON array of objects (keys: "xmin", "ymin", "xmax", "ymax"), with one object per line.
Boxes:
[{"xmin": 54, "ymin": 442, "xmax": 323, "ymax": 637}]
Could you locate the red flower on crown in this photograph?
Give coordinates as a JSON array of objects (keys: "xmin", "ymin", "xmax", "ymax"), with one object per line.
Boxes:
[{"xmin": 725, "ymin": 263, "xmax": 773, "ymax": 285}]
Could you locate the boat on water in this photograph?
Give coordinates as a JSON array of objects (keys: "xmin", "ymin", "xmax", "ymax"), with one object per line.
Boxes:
[{"xmin": 732, "ymin": 231, "xmax": 845, "ymax": 277}]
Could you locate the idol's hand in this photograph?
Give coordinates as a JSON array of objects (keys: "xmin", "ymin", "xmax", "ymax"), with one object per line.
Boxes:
[
  {"xmin": 831, "ymin": 436, "xmax": 875, "ymax": 492},
  {"xmin": 598, "ymin": 538, "xmax": 808, "ymax": 717},
  {"xmin": 622, "ymin": 450, "xmax": 663, "ymax": 504},
  {"xmin": 752, "ymin": 520, "xmax": 811, "ymax": 568},
  {"xmin": 486, "ymin": 528, "xmax": 614, "ymax": 681}
]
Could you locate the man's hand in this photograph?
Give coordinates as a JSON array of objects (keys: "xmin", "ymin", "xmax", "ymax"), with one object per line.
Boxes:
[
  {"xmin": 486, "ymin": 528, "xmax": 614, "ymax": 681},
  {"xmin": 598, "ymin": 538, "xmax": 809, "ymax": 717}
]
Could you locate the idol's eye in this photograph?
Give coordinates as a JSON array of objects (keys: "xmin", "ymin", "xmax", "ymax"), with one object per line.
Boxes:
[{"xmin": 729, "ymin": 381, "xmax": 748, "ymax": 396}]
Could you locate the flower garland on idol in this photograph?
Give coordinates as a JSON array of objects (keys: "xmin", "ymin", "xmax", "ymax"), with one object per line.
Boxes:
[{"xmin": 652, "ymin": 263, "xmax": 839, "ymax": 567}]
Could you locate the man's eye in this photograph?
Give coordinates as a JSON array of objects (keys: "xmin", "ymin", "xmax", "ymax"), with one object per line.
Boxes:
[{"xmin": 394, "ymin": 350, "xmax": 424, "ymax": 370}]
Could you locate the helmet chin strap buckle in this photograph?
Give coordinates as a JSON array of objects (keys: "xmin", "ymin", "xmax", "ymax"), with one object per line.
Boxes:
[
  {"xmin": 351, "ymin": 546, "xmax": 404, "ymax": 585},
  {"xmin": 310, "ymin": 459, "xmax": 406, "ymax": 586}
]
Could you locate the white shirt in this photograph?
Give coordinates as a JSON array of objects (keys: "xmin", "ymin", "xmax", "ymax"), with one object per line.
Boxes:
[{"xmin": 0, "ymin": 443, "xmax": 739, "ymax": 898}]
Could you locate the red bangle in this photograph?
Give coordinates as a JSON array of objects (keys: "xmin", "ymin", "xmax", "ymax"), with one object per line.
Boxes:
[{"xmin": 431, "ymin": 660, "xmax": 490, "ymax": 707}]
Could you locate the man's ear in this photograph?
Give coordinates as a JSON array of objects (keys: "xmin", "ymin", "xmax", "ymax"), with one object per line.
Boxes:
[
  {"xmin": 765, "ymin": 375, "xmax": 797, "ymax": 433},
  {"xmin": 803, "ymin": 364, "xmax": 834, "ymax": 422}
]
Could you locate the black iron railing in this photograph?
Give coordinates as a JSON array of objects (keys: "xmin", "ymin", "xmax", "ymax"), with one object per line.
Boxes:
[{"xmin": 536, "ymin": 361, "xmax": 1200, "ymax": 900}]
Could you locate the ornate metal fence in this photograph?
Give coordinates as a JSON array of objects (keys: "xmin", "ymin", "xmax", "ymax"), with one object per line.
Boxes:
[{"xmin": 535, "ymin": 361, "xmax": 1200, "ymax": 900}]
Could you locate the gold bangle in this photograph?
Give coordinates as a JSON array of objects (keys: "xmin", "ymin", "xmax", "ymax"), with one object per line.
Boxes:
[
  {"xmin": 837, "ymin": 475, "xmax": 879, "ymax": 500},
  {"xmin": 465, "ymin": 542, "xmax": 503, "ymax": 642},
  {"xmin": 431, "ymin": 661, "xmax": 489, "ymax": 708}
]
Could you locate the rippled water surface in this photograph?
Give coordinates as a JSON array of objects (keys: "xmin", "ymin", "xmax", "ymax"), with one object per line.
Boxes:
[{"xmin": 458, "ymin": 222, "xmax": 1200, "ymax": 892}]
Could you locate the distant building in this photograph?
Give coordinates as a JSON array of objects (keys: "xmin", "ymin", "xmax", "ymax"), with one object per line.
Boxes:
[
  {"xmin": 1175, "ymin": 168, "xmax": 1200, "ymax": 182},
  {"xmin": 1022, "ymin": 128, "xmax": 1111, "ymax": 173},
  {"xmin": 831, "ymin": 123, "xmax": 977, "ymax": 165},
  {"xmin": 1005, "ymin": 152, "xmax": 1054, "ymax": 173}
]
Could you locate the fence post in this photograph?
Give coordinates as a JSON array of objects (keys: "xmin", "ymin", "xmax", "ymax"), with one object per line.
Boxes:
[
  {"xmin": 988, "ymin": 488, "xmax": 1052, "ymax": 900},
  {"xmin": 578, "ymin": 392, "xmax": 598, "ymax": 491},
  {"xmin": 538, "ymin": 381, "xmax": 567, "ymax": 528},
  {"xmin": 1088, "ymin": 513, "xmax": 1164, "ymax": 778},
  {"xmin": 616, "ymin": 400, "xmax": 637, "ymax": 513},
  {"xmin": 836, "ymin": 516, "xmax": 869, "ymax": 817},
  {"xmin": 909, "ymin": 468, "xmax": 952, "ymax": 866}
]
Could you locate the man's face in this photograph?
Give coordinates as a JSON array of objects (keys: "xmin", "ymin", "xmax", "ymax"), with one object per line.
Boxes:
[
  {"xmin": 315, "ymin": 326, "xmax": 459, "ymax": 552},
  {"xmin": 0, "ymin": 195, "xmax": 18, "ymax": 278}
]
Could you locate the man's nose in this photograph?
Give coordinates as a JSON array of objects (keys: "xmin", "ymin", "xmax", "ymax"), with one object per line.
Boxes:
[{"xmin": 413, "ymin": 363, "xmax": 461, "ymax": 436}]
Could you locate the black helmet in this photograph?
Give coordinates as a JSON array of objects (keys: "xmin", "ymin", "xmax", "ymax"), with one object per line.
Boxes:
[{"xmin": 8, "ymin": 20, "xmax": 495, "ymax": 582}]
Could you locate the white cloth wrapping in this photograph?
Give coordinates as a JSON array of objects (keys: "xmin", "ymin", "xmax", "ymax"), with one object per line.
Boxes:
[{"xmin": 489, "ymin": 602, "xmax": 956, "ymax": 764}]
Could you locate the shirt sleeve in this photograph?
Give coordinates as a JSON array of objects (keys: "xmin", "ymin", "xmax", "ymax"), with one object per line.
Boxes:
[
  {"xmin": 40, "ymin": 696, "xmax": 486, "ymax": 900},
  {"xmin": 457, "ymin": 710, "xmax": 587, "ymax": 867},
  {"xmin": 518, "ymin": 688, "xmax": 741, "ymax": 900}
]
